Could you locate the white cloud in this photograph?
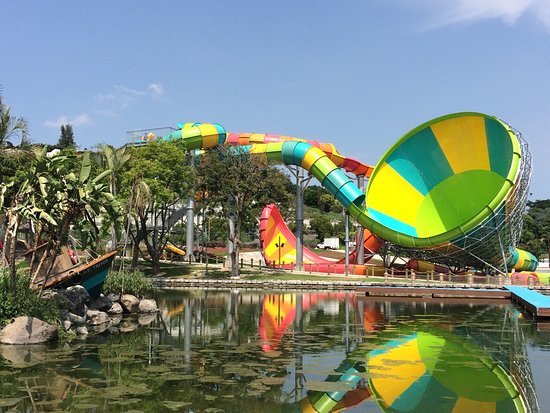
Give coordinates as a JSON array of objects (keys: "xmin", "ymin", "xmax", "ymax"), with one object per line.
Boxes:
[
  {"xmin": 114, "ymin": 84, "xmax": 147, "ymax": 97},
  {"xmin": 94, "ymin": 83, "xmax": 165, "ymax": 115},
  {"xmin": 416, "ymin": 0, "xmax": 550, "ymax": 29},
  {"xmin": 45, "ymin": 113, "xmax": 91, "ymax": 128},
  {"xmin": 95, "ymin": 85, "xmax": 145, "ymax": 108},
  {"xmin": 149, "ymin": 83, "xmax": 164, "ymax": 97}
]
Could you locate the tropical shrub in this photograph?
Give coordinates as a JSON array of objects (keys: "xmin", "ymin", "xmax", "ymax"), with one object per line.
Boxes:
[
  {"xmin": 0, "ymin": 270, "xmax": 61, "ymax": 326},
  {"xmin": 103, "ymin": 269, "xmax": 154, "ymax": 297}
]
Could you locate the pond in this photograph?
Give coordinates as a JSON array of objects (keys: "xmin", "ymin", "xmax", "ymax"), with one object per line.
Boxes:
[{"xmin": 1, "ymin": 289, "xmax": 549, "ymax": 412}]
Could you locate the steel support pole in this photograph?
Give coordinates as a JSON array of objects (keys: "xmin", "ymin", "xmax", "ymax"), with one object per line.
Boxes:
[
  {"xmin": 345, "ymin": 212, "xmax": 350, "ymax": 276},
  {"xmin": 185, "ymin": 154, "xmax": 195, "ymax": 261},
  {"xmin": 356, "ymin": 175, "xmax": 365, "ymax": 265},
  {"xmin": 295, "ymin": 167, "xmax": 304, "ymax": 271}
]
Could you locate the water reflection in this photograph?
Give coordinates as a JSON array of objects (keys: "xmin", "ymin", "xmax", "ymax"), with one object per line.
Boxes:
[{"xmin": 0, "ymin": 289, "xmax": 546, "ymax": 412}]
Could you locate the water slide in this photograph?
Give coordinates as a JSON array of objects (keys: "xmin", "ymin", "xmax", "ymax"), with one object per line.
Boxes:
[
  {"xmin": 146, "ymin": 112, "xmax": 535, "ymax": 272},
  {"xmin": 259, "ymin": 203, "xmax": 381, "ymax": 274}
]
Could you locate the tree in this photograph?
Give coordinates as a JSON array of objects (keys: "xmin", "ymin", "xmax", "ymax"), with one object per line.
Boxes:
[
  {"xmin": 95, "ymin": 144, "xmax": 132, "ymax": 247},
  {"xmin": 309, "ymin": 213, "xmax": 336, "ymax": 242},
  {"xmin": 0, "ymin": 93, "xmax": 28, "ymax": 149},
  {"xmin": 121, "ymin": 141, "xmax": 195, "ymax": 274},
  {"xmin": 519, "ymin": 199, "xmax": 550, "ymax": 259},
  {"xmin": 0, "ymin": 149, "xmax": 119, "ymax": 293},
  {"xmin": 196, "ymin": 146, "xmax": 293, "ymax": 276},
  {"xmin": 57, "ymin": 124, "xmax": 76, "ymax": 149}
]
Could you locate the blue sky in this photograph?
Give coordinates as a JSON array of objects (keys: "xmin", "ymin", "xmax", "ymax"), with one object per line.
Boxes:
[{"xmin": 2, "ymin": 0, "xmax": 549, "ymax": 199}]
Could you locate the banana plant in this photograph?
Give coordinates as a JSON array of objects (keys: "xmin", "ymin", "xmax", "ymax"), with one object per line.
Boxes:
[{"xmin": 1, "ymin": 148, "xmax": 120, "ymax": 293}]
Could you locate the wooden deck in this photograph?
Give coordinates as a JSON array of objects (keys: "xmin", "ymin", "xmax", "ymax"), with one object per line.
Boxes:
[
  {"xmin": 357, "ymin": 286, "xmax": 511, "ymax": 299},
  {"xmin": 356, "ymin": 285, "xmax": 550, "ymax": 318},
  {"xmin": 505, "ymin": 286, "xmax": 550, "ymax": 318}
]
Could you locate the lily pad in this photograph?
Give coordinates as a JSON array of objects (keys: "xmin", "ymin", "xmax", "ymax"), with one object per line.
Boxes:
[
  {"xmin": 0, "ymin": 398, "xmax": 22, "ymax": 407},
  {"xmin": 163, "ymin": 401, "xmax": 192, "ymax": 410}
]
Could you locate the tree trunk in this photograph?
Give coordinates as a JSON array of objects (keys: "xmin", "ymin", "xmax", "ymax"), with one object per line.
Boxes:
[
  {"xmin": 130, "ymin": 217, "xmax": 145, "ymax": 269},
  {"xmin": 31, "ymin": 239, "xmax": 53, "ymax": 285},
  {"xmin": 39, "ymin": 241, "xmax": 60, "ymax": 297},
  {"xmin": 4, "ymin": 212, "xmax": 20, "ymax": 295},
  {"xmin": 227, "ymin": 213, "xmax": 239, "ymax": 277},
  {"xmin": 232, "ymin": 217, "xmax": 242, "ymax": 277},
  {"xmin": 28, "ymin": 227, "xmax": 43, "ymax": 272}
]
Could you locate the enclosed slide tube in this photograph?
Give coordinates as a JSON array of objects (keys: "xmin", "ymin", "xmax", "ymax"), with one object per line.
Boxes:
[{"xmin": 160, "ymin": 113, "xmax": 535, "ymax": 272}]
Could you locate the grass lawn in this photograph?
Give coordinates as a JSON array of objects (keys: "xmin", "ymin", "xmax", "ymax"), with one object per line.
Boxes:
[{"xmin": 129, "ymin": 259, "xmax": 392, "ymax": 283}]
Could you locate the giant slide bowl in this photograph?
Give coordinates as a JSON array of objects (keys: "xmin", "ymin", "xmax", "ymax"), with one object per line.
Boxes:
[{"xmin": 362, "ymin": 112, "xmax": 529, "ymax": 268}]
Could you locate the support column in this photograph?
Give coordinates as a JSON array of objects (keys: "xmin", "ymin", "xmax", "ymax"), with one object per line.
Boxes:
[
  {"xmin": 295, "ymin": 167, "xmax": 304, "ymax": 271},
  {"xmin": 356, "ymin": 175, "xmax": 365, "ymax": 265},
  {"xmin": 287, "ymin": 166, "xmax": 311, "ymax": 272},
  {"xmin": 345, "ymin": 212, "xmax": 350, "ymax": 276},
  {"xmin": 185, "ymin": 154, "xmax": 196, "ymax": 261}
]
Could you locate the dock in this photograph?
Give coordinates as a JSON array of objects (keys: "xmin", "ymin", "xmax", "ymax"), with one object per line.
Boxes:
[
  {"xmin": 357, "ymin": 286, "xmax": 511, "ymax": 299},
  {"xmin": 505, "ymin": 286, "xmax": 550, "ymax": 317},
  {"xmin": 356, "ymin": 285, "xmax": 550, "ymax": 318}
]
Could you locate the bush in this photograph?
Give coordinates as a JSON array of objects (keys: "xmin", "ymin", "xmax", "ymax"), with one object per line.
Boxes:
[
  {"xmin": 103, "ymin": 269, "xmax": 154, "ymax": 297},
  {"xmin": 0, "ymin": 270, "xmax": 61, "ymax": 326}
]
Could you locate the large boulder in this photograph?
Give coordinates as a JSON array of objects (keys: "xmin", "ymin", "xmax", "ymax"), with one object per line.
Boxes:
[
  {"xmin": 0, "ymin": 317, "xmax": 58, "ymax": 345},
  {"xmin": 59, "ymin": 286, "xmax": 90, "ymax": 316},
  {"xmin": 86, "ymin": 309, "xmax": 110, "ymax": 326},
  {"xmin": 120, "ymin": 294, "xmax": 140, "ymax": 313},
  {"xmin": 138, "ymin": 299, "xmax": 158, "ymax": 313}
]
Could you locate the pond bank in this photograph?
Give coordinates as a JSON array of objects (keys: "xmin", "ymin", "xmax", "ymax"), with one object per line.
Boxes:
[{"xmin": 151, "ymin": 275, "xmax": 550, "ymax": 292}]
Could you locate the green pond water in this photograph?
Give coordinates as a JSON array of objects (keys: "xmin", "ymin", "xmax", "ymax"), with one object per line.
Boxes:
[{"xmin": 1, "ymin": 289, "xmax": 549, "ymax": 412}]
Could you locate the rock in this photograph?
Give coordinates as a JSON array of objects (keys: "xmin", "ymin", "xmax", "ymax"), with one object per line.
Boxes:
[
  {"xmin": 90, "ymin": 295, "xmax": 113, "ymax": 312},
  {"xmin": 57, "ymin": 286, "xmax": 90, "ymax": 316},
  {"xmin": 138, "ymin": 314, "xmax": 156, "ymax": 326},
  {"xmin": 138, "ymin": 299, "xmax": 158, "ymax": 313},
  {"xmin": 61, "ymin": 309, "xmax": 86, "ymax": 325},
  {"xmin": 107, "ymin": 293, "xmax": 120, "ymax": 303},
  {"xmin": 62, "ymin": 320, "xmax": 72, "ymax": 331},
  {"xmin": 107, "ymin": 302, "xmax": 123, "ymax": 315},
  {"xmin": 0, "ymin": 317, "xmax": 58, "ymax": 345},
  {"xmin": 86, "ymin": 310, "xmax": 110, "ymax": 326},
  {"xmin": 66, "ymin": 285, "xmax": 90, "ymax": 304},
  {"xmin": 120, "ymin": 294, "xmax": 140, "ymax": 313},
  {"xmin": 75, "ymin": 326, "xmax": 88, "ymax": 336},
  {"xmin": 43, "ymin": 290, "xmax": 72, "ymax": 308}
]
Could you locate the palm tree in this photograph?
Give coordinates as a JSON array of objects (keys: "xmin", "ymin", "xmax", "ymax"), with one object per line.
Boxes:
[
  {"xmin": 95, "ymin": 144, "xmax": 132, "ymax": 248},
  {"xmin": 0, "ymin": 93, "xmax": 28, "ymax": 148},
  {"xmin": 96, "ymin": 144, "xmax": 132, "ymax": 196}
]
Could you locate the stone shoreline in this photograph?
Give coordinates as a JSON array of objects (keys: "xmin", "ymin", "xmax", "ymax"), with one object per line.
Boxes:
[
  {"xmin": 0, "ymin": 286, "xmax": 159, "ymax": 345},
  {"xmin": 152, "ymin": 276, "xmax": 550, "ymax": 292}
]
